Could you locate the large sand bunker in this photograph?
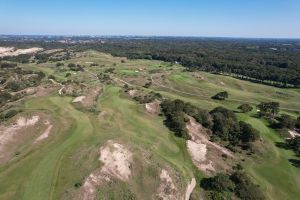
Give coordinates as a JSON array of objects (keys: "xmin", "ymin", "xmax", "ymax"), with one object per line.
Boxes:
[{"xmin": 80, "ymin": 141, "xmax": 133, "ymax": 200}]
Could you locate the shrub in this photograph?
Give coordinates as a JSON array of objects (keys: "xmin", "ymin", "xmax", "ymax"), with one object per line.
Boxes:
[
  {"xmin": 230, "ymin": 172, "xmax": 265, "ymax": 200},
  {"xmin": 201, "ymin": 173, "xmax": 235, "ymax": 192},
  {"xmin": 238, "ymin": 104, "xmax": 253, "ymax": 113},
  {"xmin": 212, "ymin": 91, "xmax": 228, "ymax": 100},
  {"xmin": 48, "ymin": 75, "xmax": 56, "ymax": 80},
  {"xmin": 68, "ymin": 63, "xmax": 83, "ymax": 71},
  {"xmin": 277, "ymin": 114, "xmax": 296, "ymax": 129},
  {"xmin": 239, "ymin": 121, "xmax": 260, "ymax": 143},
  {"xmin": 296, "ymin": 117, "xmax": 300, "ymax": 129},
  {"xmin": 0, "ymin": 62, "xmax": 17, "ymax": 68},
  {"xmin": 56, "ymin": 62, "xmax": 64, "ymax": 67},
  {"xmin": 0, "ymin": 109, "xmax": 19, "ymax": 120}
]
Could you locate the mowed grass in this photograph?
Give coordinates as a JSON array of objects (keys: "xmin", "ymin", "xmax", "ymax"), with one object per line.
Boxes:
[
  {"xmin": 166, "ymin": 72, "xmax": 300, "ymax": 113},
  {"xmin": 0, "ymin": 96, "xmax": 95, "ymax": 200},
  {"xmin": 239, "ymin": 115, "xmax": 300, "ymax": 200}
]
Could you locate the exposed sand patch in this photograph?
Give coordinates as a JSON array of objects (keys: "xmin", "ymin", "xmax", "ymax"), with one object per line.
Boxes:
[
  {"xmin": 34, "ymin": 121, "xmax": 53, "ymax": 143},
  {"xmin": 0, "ymin": 47, "xmax": 43, "ymax": 57},
  {"xmin": 99, "ymin": 142, "xmax": 133, "ymax": 181},
  {"xmin": 128, "ymin": 89, "xmax": 137, "ymax": 97},
  {"xmin": 157, "ymin": 169, "xmax": 179, "ymax": 200},
  {"xmin": 186, "ymin": 116, "xmax": 234, "ymax": 174},
  {"xmin": 145, "ymin": 100, "xmax": 161, "ymax": 114},
  {"xmin": 187, "ymin": 141, "xmax": 207, "ymax": 162},
  {"xmin": 288, "ymin": 130, "xmax": 300, "ymax": 138},
  {"xmin": 185, "ymin": 178, "xmax": 196, "ymax": 200},
  {"xmin": 0, "ymin": 115, "xmax": 40, "ymax": 162},
  {"xmin": 72, "ymin": 96, "xmax": 86, "ymax": 103},
  {"xmin": 80, "ymin": 141, "xmax": 133, "ymax": 200},
  {"xmin": 0, "ymin": 47, "xmax": 14, "ymax": 54},
  {"xmin": 186, "ymin": 116, "xmax": 234, "ymax": 157}
]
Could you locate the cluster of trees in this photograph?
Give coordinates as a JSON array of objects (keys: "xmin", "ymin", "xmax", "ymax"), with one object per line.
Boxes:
[
  {"xmin": 97, "ymin": 73, "xmax": 112, "ymax": 84},
  {"xmin": 201, "ymin": 170, "xmax": 265, "ymax": 200},
  {"xmin": 133, "ymin": 91, "xmax": 162, "ymax": 104},
  {"xmin": 257, "ymin": 102, "xmax": 280, "ymax": 117},
  {"xmin": 67, "ymin": 63, "xmax": 84, "ymax": 71},
  {"xmin": 35, "ymin": 51, "xmax": 70, "ymax": 63},
  {"xmin": 0, "ymin": 62, "xmax": 17, "ymax": 69},
  {"xmin": 160, "ymin": 99, "xmax": 260, "ymax": 150},
  {"xmin": 160, "ymin": 99, "xmax": 191, "ymax": 139},
  {"xmin": 0, "ymin": 54, "xmax": 31, "ymax": 63},
  {"xmin": 161, "ymin": 99, "xmax": 213, "ymax": 139},
  {"xmin": 210, "ymin": 107, "xmax": 259, "ymax": 150},
  {"xmin": 2, "ymin": 68, "xmax": 45, "ymax": 92}
]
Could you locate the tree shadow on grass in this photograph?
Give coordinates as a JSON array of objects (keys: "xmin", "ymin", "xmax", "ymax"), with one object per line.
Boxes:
[
  {"xmin": 275, "ymin": 142, "xmax": 291, "ymax": 150},
  {"xmin": 289, "ymin": 159, "xmax": 300, "ymax": 168}
]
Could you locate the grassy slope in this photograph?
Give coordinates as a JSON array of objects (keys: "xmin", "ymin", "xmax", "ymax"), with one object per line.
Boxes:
[
  {"xmin": 0, "ymin": 84, "xmax": 199, "ymax": 199},
  {"xmin": 153, "ymin": 71, "xmax": 300, "ymax": 200}
]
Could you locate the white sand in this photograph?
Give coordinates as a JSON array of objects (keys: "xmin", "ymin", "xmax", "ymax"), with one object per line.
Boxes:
[{"xmin": 72, "ymin": 96, "xmax": 86, "ymax": 103}]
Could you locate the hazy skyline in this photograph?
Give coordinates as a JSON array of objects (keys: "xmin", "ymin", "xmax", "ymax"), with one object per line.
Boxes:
[{"xmin": 0, "ymin": 0, "xmax": 300, "ymax": 38}]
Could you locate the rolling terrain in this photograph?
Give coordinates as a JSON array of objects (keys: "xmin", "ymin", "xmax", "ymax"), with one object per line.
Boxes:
[{"xmin": 0, "ymin": 50, "xmax": 300, "ymax": 200}]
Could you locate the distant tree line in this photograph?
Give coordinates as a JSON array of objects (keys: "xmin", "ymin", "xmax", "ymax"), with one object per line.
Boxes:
[
  {"xmin": 74, "ymin": 38, "xmax": 300, "ymax": 87},
  {"xmin": 2, "ymin": 38, "xmax": 300, "ymax": 87}
]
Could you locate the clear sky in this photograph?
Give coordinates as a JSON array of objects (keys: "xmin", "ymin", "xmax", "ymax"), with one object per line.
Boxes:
[{"xmin": 0, "ymin": 0, "xmax": 299, "ymax": 38}]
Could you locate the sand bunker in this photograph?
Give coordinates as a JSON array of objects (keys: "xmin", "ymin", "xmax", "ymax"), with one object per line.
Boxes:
[{"xmin": 80, "ymin": 141, "xmax": 132, "ymax": 200}]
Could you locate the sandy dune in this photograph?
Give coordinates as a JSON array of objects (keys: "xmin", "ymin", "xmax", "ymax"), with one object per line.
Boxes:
[{"xmin": 0, "ymin": 47, "xmax": 43, "ymax": 57}]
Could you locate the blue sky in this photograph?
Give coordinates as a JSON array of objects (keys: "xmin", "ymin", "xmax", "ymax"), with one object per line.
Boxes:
[{"xmin": 0, "ymin": 0, "xmax": 299, "ymax": 38}]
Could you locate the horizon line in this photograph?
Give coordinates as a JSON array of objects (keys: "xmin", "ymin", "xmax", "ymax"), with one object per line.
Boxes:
[{"xmin": 0, "ymin": 34, "xmax": 300, "ymax": 40}]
